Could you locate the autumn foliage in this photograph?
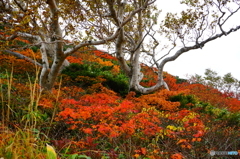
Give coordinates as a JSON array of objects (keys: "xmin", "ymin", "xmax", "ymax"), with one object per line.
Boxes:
[
  {"xmin": 163, "ymin": 72, "xmax": 240, "ymax": 112},
  {"xmin": 0, "ymin": 39, "xmax": 239, "ymax": 158}
]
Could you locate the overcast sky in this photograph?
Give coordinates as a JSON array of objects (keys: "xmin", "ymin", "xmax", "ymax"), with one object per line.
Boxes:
[
  {"xmin": 164, "ymin": 31, "xmax": 240, "ymax": 80},
  {"xmin": 98, "ymin": 1, "xmax": 240, "ymax": 80},
  {"xmin": 157, "ymin": 0, "xmax": 240, "ymax": 80}
]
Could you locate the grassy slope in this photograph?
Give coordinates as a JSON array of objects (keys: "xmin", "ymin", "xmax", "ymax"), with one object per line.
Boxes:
[{"xmin": 0, "ymin": 38, "xmax": 239, "ymax": 158}]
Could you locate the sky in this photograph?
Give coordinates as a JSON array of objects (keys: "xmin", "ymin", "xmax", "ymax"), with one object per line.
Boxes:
[
  {"xmin": 164, "ymin": 31, "xmax": 240, "ymax": 80},
  {"xmin": 98, "ymin": 0, "xmax": 240, "ymax": 80},
  {"xmin": 156, "ymin": 0, "xmax": 240, "ymax": 80}
]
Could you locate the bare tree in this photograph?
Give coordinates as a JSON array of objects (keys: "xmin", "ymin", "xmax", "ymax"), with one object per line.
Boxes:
[
  {"xmin": 1, "ymin": 0, "xmax": 240, "ymax": 94},
  {"xmin": 109, "ymin": 0, "xmax": 240, "ymax": 94},
  {"xmin": 188, "ymin": 69, "xmax": 240, "ymax": 99},
  {"xmin": 0, "ymin": 0, "xmax": 153, "ymax": 91}
]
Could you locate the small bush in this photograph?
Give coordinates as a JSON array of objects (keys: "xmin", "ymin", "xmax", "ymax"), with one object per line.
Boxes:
[
  {"xmin": 62, "ymin": 63, "xmax": 129, "ymax": 96},
  {"xmin": 169, "ymin": 94, "xmax": 197, "ymax": 108}
]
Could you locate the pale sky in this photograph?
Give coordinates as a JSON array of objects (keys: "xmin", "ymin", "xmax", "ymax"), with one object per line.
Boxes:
[
  {"xmin": 98, "ymin": 1, "xmax": 240, "ymax": 80},
  {"xmin": 164, "ymin": 31, "xmax": 240, "ymax": 80},
  {"xmin": 157, "ymin": 0, "xmax": 240, "ymax": 80}
]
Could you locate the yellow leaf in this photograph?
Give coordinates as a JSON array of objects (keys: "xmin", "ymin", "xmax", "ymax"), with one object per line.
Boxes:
[
  {"xmin": 167, "ymin": 125, "xmax": 177, "ymax": 131},
  {"xmin": 46, "ymin": 144, "xmax": 57, "ymax": 159}
]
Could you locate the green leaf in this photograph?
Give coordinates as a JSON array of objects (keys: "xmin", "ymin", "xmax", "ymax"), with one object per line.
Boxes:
[
  {"xmin": 69, "ymin": 154, "xmax": 78, "ymax": 159},
  {"xmin": 77, "ymin": 155, "xmax": 92, "ymax": 159}
]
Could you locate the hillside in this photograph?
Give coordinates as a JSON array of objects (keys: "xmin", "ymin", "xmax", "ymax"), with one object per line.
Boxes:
[{"xmin": 0, "ymin": 37, "xmax": 240, "ymax": 158}]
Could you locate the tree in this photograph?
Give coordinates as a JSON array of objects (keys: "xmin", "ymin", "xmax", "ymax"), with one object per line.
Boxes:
[
  {"xmin": 1, "ymin": 0, "xmax": 240, "ymax": 94},
  {"xmin": 188, "ymin": 68, "xmax": 240, "ymax": 99},
  {"xmin": 0, "ymin": 0, "xmax": 153, "ymax": 90},
  {"xmin": 109, "ymin": 0, "xmax": 240, "ymax": 94}
]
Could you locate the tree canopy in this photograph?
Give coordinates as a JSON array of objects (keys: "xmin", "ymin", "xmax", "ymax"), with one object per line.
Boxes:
[{"xmin": 1, "ymin": 0, "xmax": 240, "ymax": 93}]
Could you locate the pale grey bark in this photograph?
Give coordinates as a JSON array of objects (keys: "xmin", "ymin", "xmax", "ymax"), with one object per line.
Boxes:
[
  {"xmin": 3, "ymin": 50, "xmax": 42, "ymax": 67},
  {"xmin": 129, "ymin": 24, "xmax": 240, "ymax": 94},
  {"xmin": 112, "ymin": 0, "xmax": 167, "ymax": 94},
  {"xmin": 2, "ymin": 0, "xmax": 240, "ymax": 94},
  {"xmin": 113, "ymin": 0, "xmax": 240, "ymax": 94},
  {"xmin": 2, "ymin": 0, "xmax": 149, "ymax": 91}
]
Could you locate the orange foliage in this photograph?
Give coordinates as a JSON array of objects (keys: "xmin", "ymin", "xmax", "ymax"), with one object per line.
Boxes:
[
  {"xmin": 163, "ymin": 72, "xmax": 188, "ymax": 91},
  {"xmin": 71, "ymin": 51, "xmax": 114, "ymax": 66},
  {"xmin": 227, "ymin": 98, "xmax": 240, "ymax": 112},
  {"xmin": 66, "ymin": 56, "xmax": 83, "ymax": 64},
  {"xmin": 15, "ymin": 49, "xmax": 41, "ymax": 60},
  {"xmin": 111, "ymin": 65, "xmax": 120, "ymax": 75},
  {"xmin": 169, "ymin": 109, "xmax": 205, "ymax": 136},
  {"xmin": 164, "ymin": 73, "xmax": 240, "ymax": 112},
  {"xmin": 87, "ymin": 83, "xmax": 117, "ymax": 96},
  {"xmin": 94, "ymin": 58, "xmax": 114, "ymax": 66},
  {"xmin": 93, "ymin": 50, "xmax": 117, "ymax": 60},
  {"xmin": 140, "ymin": 65, "xmax": 158, "ymax": 87},
  {"xmin": 128, "ymin": 89, "xmax": 188, "ymax": 111},
  {"xmin": 0, "ymin": 49, "xmax": 41, "ymax": 75},
  {"xmin": 56, "ymin": 90, "xmax": 138, "ymax": 139},
  {"xmin": 170, "ymin": 153, "xmax": 184, "ymax": 159},
  {"xmin": 60, "ymin": 85, "xmax": 85, "ymax": 99},
  {"xmin": 185, "ymin": 83, "xmax": 240, "ymax": 112},
  {"xmin": 38, "ymin": 98, "xmax": 53, "ymax": 108},
  {"xmin": 55, "ymin": 83, "xmax": 208, "ymax": 158},
  {"xmin": 1, "ymin": 27, "xmax": 239, "ymax": 159}
]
